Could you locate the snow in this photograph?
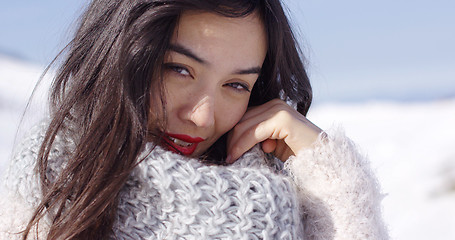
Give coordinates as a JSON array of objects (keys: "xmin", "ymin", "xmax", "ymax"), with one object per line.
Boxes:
[
  {"xmin": 1, "ymin": 55, "xmax": 454, "ymax": 239},
  {"xmin": 308, "ymin": 101, "xmax": 455, "ymax": 239},
  {"xmin": 0, "ymin": 56, "xmax": 51, "ymax": 178}
]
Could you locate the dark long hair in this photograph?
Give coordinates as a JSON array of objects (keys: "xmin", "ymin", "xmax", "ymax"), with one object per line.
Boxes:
[{"xmin": 23, "ymin": 0, "xmax": 311, "ymax": 239}]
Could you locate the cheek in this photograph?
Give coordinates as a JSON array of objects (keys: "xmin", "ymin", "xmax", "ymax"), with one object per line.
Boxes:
[
  {"xmin": 216, "ymin": 101, "xmax": 248, "ymax": 135},
  {"xmin": 148, "ymin": 89, "xmax": 164, "ymax": 127}
]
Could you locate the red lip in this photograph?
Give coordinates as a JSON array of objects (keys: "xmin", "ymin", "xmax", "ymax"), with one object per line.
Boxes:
[
  {"xmin": 167, "ymin": 133, "xmax": 204, "ymax": 143},
  {"xmin": 162, "ymin": 133, "xmax": 204, "ymax": 156}
]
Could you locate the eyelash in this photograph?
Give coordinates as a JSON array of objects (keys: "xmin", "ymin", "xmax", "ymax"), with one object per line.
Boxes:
[
  {"xmin": 164, "ymin": 63, "xmax": 251, "ymax": 92},
  {"xmin": 225, "ymin": 82, "xmax": 251, "ymax": 92},
  {"xmin": 165, "ymin": 64, "xmax": 192, "ymax": 77}
]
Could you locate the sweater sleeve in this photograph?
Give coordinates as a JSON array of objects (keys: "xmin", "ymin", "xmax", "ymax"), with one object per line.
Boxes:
[
  {"xmin": 1, "ymin": 121, "xmax": 55, "ymax": 240},
  {"xmin": 284, "ymin": 127, "xmax": 389, "ymax": 240},
  {"xmin": 0, "ymin": 192, "xmax": 49, "ymax": 240}
]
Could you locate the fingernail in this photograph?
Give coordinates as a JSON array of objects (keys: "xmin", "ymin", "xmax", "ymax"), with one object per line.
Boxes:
[{"xmin": 226, "ymin": 155, "xmax": 232, "ymax": 164}]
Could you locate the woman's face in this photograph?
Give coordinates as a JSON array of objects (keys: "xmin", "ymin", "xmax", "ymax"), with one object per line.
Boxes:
[{"xmin": 158, "ymin": 11, "xmax": 267, "ymax": 157}]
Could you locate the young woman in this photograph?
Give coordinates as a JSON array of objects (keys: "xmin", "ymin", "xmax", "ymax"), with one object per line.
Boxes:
[{"xmin": 1, "ymin": 0, "xmax": 389, "ymax": 239}]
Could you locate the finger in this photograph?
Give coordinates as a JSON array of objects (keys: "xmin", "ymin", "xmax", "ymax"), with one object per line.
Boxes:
[
  {"xmin": 240, "ymin": 99, "xmax": 286, "ymax": 122},
  {"xmin": 231, "ymin": 102, "xmax": 291, "ymax": 144},
  {"xmin": 226, "ymin": 99, "xmax": 323, "ymax": 163},
  {"xmin": 227, "ymin": 119, "xmax": 286, "ymax": 163},
  {"xmin": 261, "ymin": 139, "xmax": 276, "ymax": 153},
  {"xmin": 226, "ymin": 107, "xmax": 276, "ymax": 158},
  {"xmin": 226, "ymin": 105, "xmax": 295, "ymax": 163}
]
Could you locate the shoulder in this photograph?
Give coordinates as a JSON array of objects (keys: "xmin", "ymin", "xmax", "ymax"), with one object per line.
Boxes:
[
  {"xmin": 4, "ymin": 119, "xmax": 73, "ymax": 208},
  {"xmin": 0, "ymin": 192, "xmax": 49, "ymax": 240},
  {"xmin": 4, "ymin": 121, "xmax": 47, "ymax": 207}
]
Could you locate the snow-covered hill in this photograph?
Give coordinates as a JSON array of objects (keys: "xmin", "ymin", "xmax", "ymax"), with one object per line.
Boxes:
[{"xmin": 1, "ymin": 55, "xmax": 454, "ymax": 239}]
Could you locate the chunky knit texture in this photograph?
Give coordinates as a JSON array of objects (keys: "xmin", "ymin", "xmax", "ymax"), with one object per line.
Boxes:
[
  {"xmin": 114, "ymin": 144, "xmax": 303, "ymax": 239},
  {"xmin": 0, "ymin": 122, "xmax": 389, "ymax": 240}
]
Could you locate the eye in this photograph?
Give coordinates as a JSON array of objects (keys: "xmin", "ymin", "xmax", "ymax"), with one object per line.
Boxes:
[
  {"xmin": 164, "ymin": 63, "xmax": 192, "ymax": 77},
  {"xmin": 225, "ymin": 82, "xmax": 251, "ymax": 92}
]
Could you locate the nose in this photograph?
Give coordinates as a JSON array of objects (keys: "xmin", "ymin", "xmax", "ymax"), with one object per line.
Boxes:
[{"xmin": 187, "ymin": 95, "xmax": 215, "ymax": 128}]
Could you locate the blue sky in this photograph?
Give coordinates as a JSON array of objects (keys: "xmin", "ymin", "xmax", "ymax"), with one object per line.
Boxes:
[
  {"xmin": 1, "ymin": 0, "xmax": 454, "ymax": 103},
  {"xmin": 0, "ymin": 1, "xmax": 88, "ymax": 63},
  {"xmin": 287, "ymin": 0, "xmax": 455, "ymax": 102}
]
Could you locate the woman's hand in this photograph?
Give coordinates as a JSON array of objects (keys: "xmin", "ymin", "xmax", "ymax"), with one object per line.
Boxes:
[{"xmin": 226, "ymin": 99, "xmax": 323, "ymax": 164}]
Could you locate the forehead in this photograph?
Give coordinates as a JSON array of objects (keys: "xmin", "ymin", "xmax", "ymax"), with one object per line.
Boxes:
[
  {"xmin": 177, "ymin": 10, "xmax": 265, "ymax": 36},
  {"xmin": 171, "ymin": 11, "xmax": 267, "ymax": 68}
]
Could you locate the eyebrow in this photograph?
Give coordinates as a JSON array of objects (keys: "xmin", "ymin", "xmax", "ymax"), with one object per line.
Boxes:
[
  {"xmin": 169, "ymin": 43, "xmax": 206, "ymax": 64},
  {"xmin": 168, "ymin": 43, "xmax": 262, "ymax": 75},
  {"xmin": 234, "ymin": 67, "xmax": 261, "ymax": 75}
]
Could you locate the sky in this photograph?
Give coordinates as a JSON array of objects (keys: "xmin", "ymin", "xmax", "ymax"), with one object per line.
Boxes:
[{"xmin": 1, "ymin": 0, "xmax": 454, "ymax": 103}]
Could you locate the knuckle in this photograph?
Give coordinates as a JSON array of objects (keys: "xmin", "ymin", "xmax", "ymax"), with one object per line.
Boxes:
[
  {"xmin": 275, "ymin": 109, "xmax": 292, "ymax": 121},
  {"xmin": 247, "ymin": 124, "xmax": 260, "ymax": 137},
  {"xmin": 271, "ymin": 98, "xmax": 284, "ymax": 104},
  {"xmin": 270, "ymin": 100, "xmax": 289, "ymax": 112},
  {"xmin": 270, "ymin": 98, "xmax": 285, "ymax": 107}
]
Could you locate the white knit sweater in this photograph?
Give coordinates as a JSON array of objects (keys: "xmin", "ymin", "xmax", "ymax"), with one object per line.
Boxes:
[{"xmin": 0, "ymin": 122, "xmax": 389, "ymax": 239}]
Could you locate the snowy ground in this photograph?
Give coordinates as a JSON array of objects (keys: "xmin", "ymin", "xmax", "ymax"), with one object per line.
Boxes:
[
  {"xmin": 308, "ymin": 101, "xmax": 455, "ymax": 239},
  {"xmin": 1, "ymin": 55, "xmax": 454, "ymax": 239}
]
